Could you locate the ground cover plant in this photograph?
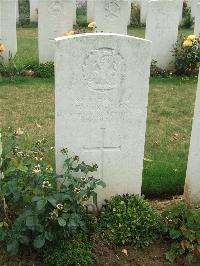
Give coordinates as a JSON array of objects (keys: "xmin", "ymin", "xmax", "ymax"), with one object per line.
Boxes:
[
  {"xmin": 163, "ymin": 201, "xmax": 200, "ymax": 265},
  {"xmin": 99, "ymin": 194, "xmax": 161, "ymax": 247},
  {"xmin": 0, "ymin": 129, "xmax": 105, "ymax": 257}
]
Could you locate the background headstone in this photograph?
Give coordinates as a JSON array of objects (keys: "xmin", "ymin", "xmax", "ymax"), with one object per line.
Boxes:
[
  {"xmin": 87, "ymin": 0, "xmax": 95, "ymax": 22},
  {"xmin": 94, "ymin": 0, "xmax": 131, "ymax": 34},
  {"xmin": 194, "ymin": 1, "xmax": 200, "ymax": 37},
  {"xmin": 55, "ymin": 33, "xmax": 152, "ymax": 205},
  {"xmin": 190, "ymin": 0, "xmax": 199, "ymax": 18},
  {"xmin": 0, "ymin": 0, "xmax": 17, "ymax": 61},
  {"xmin": 73, "ymin": 0, "xmax": 76, "ymax": 25},
  {"xmin": 140, "ymin": 0, "xmax": 149, "ymax": 24},
  {"xmin": 38, "ymin": 0, "xmax": 74, "ymax": 63},
  {"xmin": 30, "ymin": 0, "xmax": 39, "ymax": 22},
  {"xmin": 16, "ymin": 0, "xmax": 19, "ymax": 23},
  {"xmin": 184, "ymin": 69, "xmax": 200, "ymax": 207},
  {"xmin": 145, "ymin": 0, "xmax": 180, "ymax": 69}
]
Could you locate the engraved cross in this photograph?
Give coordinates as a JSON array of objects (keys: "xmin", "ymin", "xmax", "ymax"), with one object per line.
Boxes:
[{"xmin": 83, "ymin": 128, "xmax": 121, "ymax": 179}]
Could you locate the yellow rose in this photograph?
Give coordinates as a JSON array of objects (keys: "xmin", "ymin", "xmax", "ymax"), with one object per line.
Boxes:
[
  {"xmin": 183, "ymin": 39, "xmax": 193, "ymax": 47},
  {"xmin": 0, "ymin": 43, "xmax": 5, "ymax": 53},
  {"xmin": 63, "ymin": 30, "xmax": 75, "ymax": 36},
  {"xmin": 187, "ymin": 35, "xmax": 196, "ymax": 42},
  {"xmin": 88, "ymin": 21, "xmax": 96, "ymax": 30}
]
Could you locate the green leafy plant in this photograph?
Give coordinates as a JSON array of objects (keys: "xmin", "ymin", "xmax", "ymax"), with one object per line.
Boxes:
[
  {"xmin": 162, "ymin": 201, "xmax": 200, "ymax": 264},
  {"xmin": 99, "ymin": 194, "xmax": 161, "ymax": 247},
  {"xmin": 0, "ymin": 53, "xmax": 22, "ymax": 77},
  {"xmin": 44, "ymin": 232, "xmax": 95, "ymax": 266},
  {"xmin": 173, "ymin": 34, "xmax": 200, "ymax": 75},
  {"xmin": 180, "ymin": 1, "xmax": 194, "ymax": 29},
  {"xmin": 0, "ymin": 128, "xmax": 105, "ymax": 256},
  {"xmin": 31, "ymin": 62, "xmax": 54, "ymax": 78},
  {"xmin": 150, "ymin": 60, "xmax": 172, "ymax": 78}
]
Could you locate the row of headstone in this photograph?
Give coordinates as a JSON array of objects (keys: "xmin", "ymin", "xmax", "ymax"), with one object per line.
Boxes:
[{"xmin": 1, "ymin": 0, "xmax": 200, "ymax": 67}]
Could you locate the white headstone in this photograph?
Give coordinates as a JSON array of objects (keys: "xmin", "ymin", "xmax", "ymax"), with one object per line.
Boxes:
[
  {"xmin": 184, "ymin": 69, "xmax": 200, "ymax": 207},
  {"xmin": 0, "ymin": 0, "xmax": 17, "ymax": 61},
  {"xmin": 73, "ymin": 0, "xmax": 76, "ymax": 24},
  {"xmin": 55, "ymin": 33, "xmax": 152, "ymax": 205},
  {"xmin": 190, "ymin": 0, "xmax": 199, "ymax": 17},
  {"xmin": 16, "ymin": 0, "xmax": 19, "ymax": 23},
  {"xmin": 30, "ymin": 0, "xmax": 39, "ymax": 22},
  {"xmin": 87, "ymin": 0, "xmax": 95, "ymax": 22},
  {"xmin": 194, "ymin": 2, "xmax": 200, "ymax": 37},
  {"xmin": 178, "ymin": 0, "xmax": 184, "ymax": 24},
  {"xmin": 94, "ymin": 0, "xmax": 131, "ymax": 34},
  {"xmin": 140, "ymin": 0, "xmax": 149, "ymax": 24},
  {"xmin": 145, "ymin": 0, "xmax": 179, "ymax": 69},
  {"xmin": 141, "ymin": 0, "xmax": 183, "ymax": 25},
  {"xmin": 38, "ymin": 0, "xmax": 74, "ymax": 63}
]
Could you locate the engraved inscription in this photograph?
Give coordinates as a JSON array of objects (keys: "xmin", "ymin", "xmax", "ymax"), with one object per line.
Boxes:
[
  {"xmin": 48, "ymin": 0, "xmax": 63, "ymax": 39},
  {"xmin": 104, "ymin": 0, "xmax": 120, "ymax": 19},
  {"xmin": 83, "ymin": 128, "xmax": 121, "ymax": 179},
  {"xmin": 48, "ymin": 0, "xmax": 63, "ymax": 18},
  {"xmin": 82, "ymin": 48, "xmax": 126, "ymax": 92}
]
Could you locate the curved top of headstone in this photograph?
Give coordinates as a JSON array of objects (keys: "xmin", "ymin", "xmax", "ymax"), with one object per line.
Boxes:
[{"xmin": 55, "ymin": 32, "xmax": 151, "ymax": 46}]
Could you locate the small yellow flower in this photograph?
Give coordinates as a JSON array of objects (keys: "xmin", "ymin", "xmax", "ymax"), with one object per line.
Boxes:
[
  {"xmin": 183, "ymin": 39, "xmax": 193, "ymax": 47},
  {"xmin": 15, "ymin": 128, "xmax": 24, "ymax": 136},
  {"xmin": 33, "ymin": 164, "xmax": 41, "ymax": 175},
  {"xmin": 80, "ymin": 176, "xmax": 87, "ymax": 182},
  {"xmin": 42, "ymin": 180, "xmax": 51, "ymax": 188},
  {"xmin": 88, "ymin": 21, "xmax": 96, "ymax": 30},
  {"xmin": 187, "ymin": 35, "xmax": 196, "ymax": 42},
  {"xmin": 113, "ymin": 208, "xmax": 116, "ymax": 212},
  {"xmin": 74, "ymin": 187, "xmax": 81, "ymax": 193},
  {"xmin": 49, "ymin": 210, "xmax": 58, "ymax": 220},
  {"xmin": 56, "ymin": 204, "xmax": 64, "ymax": 210},
  {"xmin": 0, "ymin": 43, "xmax": 5, "ymax": 53},
  {"xmin": 63, "ymin": 30, "xmax": 74, "ymax": 36}
]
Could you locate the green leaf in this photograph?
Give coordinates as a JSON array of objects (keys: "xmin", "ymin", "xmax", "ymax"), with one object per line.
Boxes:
[
  {"xmin": 98, "ymin": 180, "xmax": 106, "ymax": 188},
  {"xmin": 7, "ymin": 240, "xmax": 19, "ymax": 256},
  {"xmin": 47, "ymin": 196, "xmax": 57, "ymax": 207},
  {"xmin": 17, "ymin": 163, "xmax": 28, "ymax": 172},
  {"xmin": 58, "ymin": 217, "xmax": 66, "ymax": 227},
  {"xmin": 45, "ymin": 231, "xmax": 53, "ymax": 241},
  {"xmin": 33, "ymin": 235, "xmax": 45, "ymax": 249},
  {"xmin": 91, "ymin": 191, "xmax": 97, "ymax": 206},
  {"xmin": 19, "ymin": 235, "xmax": 29, "ymax": 245},
  {"xmin": 36, "ymin": 199, "xmax": 47, "ymax": 210},
  {"xmin": 26, "ymin": 215, "xmax": 38, "ymax": 227}
]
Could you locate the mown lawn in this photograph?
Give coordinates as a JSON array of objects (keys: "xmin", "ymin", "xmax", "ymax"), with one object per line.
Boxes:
[{"xmin": 0, "ymin": 26, "xmax": 198, "ymax": 197}]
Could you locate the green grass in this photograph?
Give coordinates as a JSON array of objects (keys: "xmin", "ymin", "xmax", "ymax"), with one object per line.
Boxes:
[{"xmin": 0, "ymin": 26, "xmax": 198, "ymax": 197}]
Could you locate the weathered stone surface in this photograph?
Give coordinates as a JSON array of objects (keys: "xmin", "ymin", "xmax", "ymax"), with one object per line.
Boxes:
[
  {"xmin": 55, "ymin": 33, "xmax": 151, "ymax": 205},
  {"xmin": 184, "ymin": 69, "xmax": 200, "ymax": 207},
  {"xmin": 94, "ymin": 0, "xmax": 131, "ymax": 34},
  {"xmin": 38, "ymin": 0, "xmax": 74, "ymax": 63},
  {"xmin": 30, "ymin": 0, "xmax": 39, "ymax": 22},
  {"xmin": 194, "ymin": 2, "xmax": 200, "ymax": 37},
  {"xmin": 87, "ymin": 0, "xmax": 95, "ymax": 22},
  {"xmin": 145, "ymin": 0, "xmax": 179, "ymax": 69},
  {"xmin": 0, "ymin": 0, "xmax": 17, "ymax": 61}
]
